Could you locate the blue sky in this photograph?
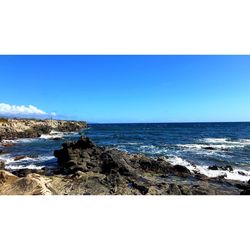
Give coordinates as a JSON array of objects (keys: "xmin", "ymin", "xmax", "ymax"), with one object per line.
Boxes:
[{"xmin": 0, "ymin": 55, "xmax": 250, "ymax": 123}]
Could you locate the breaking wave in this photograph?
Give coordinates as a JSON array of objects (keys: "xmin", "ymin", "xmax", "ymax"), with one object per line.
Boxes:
[
  {"xmin": 0, "ymin": 154, "xmax": 56, "ymax": 170},
  {"xmin": 165, "ymin": 155, "xmax": 250, "ymax": 182}
]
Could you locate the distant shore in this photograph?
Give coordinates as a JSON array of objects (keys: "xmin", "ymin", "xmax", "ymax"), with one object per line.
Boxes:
[{"xmin": 0, "ymin": 118, "xmax": 87, "ymax": 141}]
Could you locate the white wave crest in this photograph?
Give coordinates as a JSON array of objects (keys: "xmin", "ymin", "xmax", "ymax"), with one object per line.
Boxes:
[
  {"xmin": 5, "ymin": 164, "xmax": 44, "ymax": 170},
  {"xmin": 40, "ymin": 130, "xmax": 64, "ymax": 139},
  {"xmin": 1, "ymin": 138, "xmax": 38, "ymax": 144},
  {"xmin": 239, "ymin": 139, "xmax": 250, "ymax": 144},
  {"xmin": 0, "ymin": 154, "xmax": 55, "ymax": 169},
  {"xmin": 202, "ymin": 138, "xmax": 229, "ymax": 143},
  {"xmin": 195, "ymin": 165, "xmax": 250, "ymax": 182},
  {"xmin": 164, "ymin": 155, "xmax": 250, "ymax": 182},
  {"xmin": 166, "ymin": 156, "xmax": 196, "ymax": 171},
  {"xmin": 201, "ymin": 138, "xmax": 250, "ymax": 146},
  {"xmin": 177, "ymin": 143, "xmax": 244, "ymax": 150}
]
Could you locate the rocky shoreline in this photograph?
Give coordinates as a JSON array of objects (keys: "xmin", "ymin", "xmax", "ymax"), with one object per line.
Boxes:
[
  {"xmin": 1, "ymin": 136, "xmax": 250, "ymax": 195},
  {"xmin": 0, "ymin": 118, "xmax": 87, "ymax": 141}
]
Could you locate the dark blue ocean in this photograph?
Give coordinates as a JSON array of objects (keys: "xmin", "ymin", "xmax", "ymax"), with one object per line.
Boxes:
[{"xmin": 1, "ymin": 122, "xmax": 250, "ymax": 181}]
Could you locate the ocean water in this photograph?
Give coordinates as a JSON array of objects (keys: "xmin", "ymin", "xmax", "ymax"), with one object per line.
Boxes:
[{"xmin": 1, "ymin": 123, "xmax": 250, "ymax": 182}]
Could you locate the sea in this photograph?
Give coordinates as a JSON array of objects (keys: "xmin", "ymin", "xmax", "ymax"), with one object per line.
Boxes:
[{"xmin": 1, "ymin": 122, "xmax": 250, "ymax": 182}]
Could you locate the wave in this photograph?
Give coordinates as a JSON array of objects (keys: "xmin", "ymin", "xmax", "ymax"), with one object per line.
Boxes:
[
  {"xmin": 40, "ymin": 131, "xmax": 64, "ymax": 139},
  {"xmin": 5, "ymin": 164, "xmax": 45, "ymax": 170},
  {"xmin": 1, "ymin": 138, "xmax": 39, "ymax": 144},
  {"xmin": 139, "ymin": 145, "xmax": 170, "ymax": 155},
  {"xmin": 40, "ymin": 130, "xmax": 80, "ymax": 140},
  {"xmin": 0, "ymin": 154, "xmax": 56, "ymax": 170},
  {"xmin": 116, "ymin": 142, "xmax": 143, "ymax": 146},
  {"xmin": 164, "ymin": 155, "xmax": 250, "ymax": 182},
  {"xmin": 201, "ymin": 138, "xmax": 250, "ymax": 145},
  {"xmin": 201, "ymin": 138, "xmax": 229, "ymax": 143},
  {"xmin": 239, "ymin": 139, "xmax": 250, "ymax": 144},
  {"xmin": 175, "ymin": 138, "xmax": 250, "ymax": 153},
  {"xmin": 195, "ymin": 165, "xmax": 250, "ymax": 182},
  {"xmin": 177, "ymin": 143, "xmax": 244, "ymax": 150},
  {"xmin": 167, "ymin": 156, "xmax": 196, "ymax": 171}
]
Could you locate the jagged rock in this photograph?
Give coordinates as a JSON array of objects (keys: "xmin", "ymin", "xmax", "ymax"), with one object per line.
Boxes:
[
  {"xmin": 238, "ymin": 171, "xmax": 247, "ymax": 176},
  {"xmin": 173, "ymin": 165, "xmax": 191, "ymax": 174},
  {"xmin": 208, "ymin": 165, "xmax": 233, "ymax": 172},
  {"xmin": 241, "ymin": 189, "xmax": 250, "ymax": 195},
  {"xmin": 0, "ymin": 161, "xmax": 5, "ymax": 170},
  {"xmin": 168, "ymin": 184, "xmax": 182, "ymax": 195},
  {"xmin": 203, "ymin": 147, "xmax": 216, "ymax": 150},
  {"xmin": 0, "ymin": 137, "xmax": 245, "ymax": 195}
]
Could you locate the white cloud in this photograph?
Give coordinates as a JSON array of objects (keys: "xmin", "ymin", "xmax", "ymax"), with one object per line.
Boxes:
[{"xmin": 0, "ymin": 103, "xmax": 56, "ymax": 118}]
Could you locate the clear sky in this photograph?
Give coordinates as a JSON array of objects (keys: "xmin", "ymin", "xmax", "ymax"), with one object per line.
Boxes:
[{"xmin": 0, "ymin": 55, "xmax": 250, "ymax": 123}]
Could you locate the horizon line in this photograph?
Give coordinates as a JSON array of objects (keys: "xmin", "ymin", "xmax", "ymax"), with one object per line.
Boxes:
[{"xmin": 88, "ymin": 121, "xmax": 250, "ymax": 124}]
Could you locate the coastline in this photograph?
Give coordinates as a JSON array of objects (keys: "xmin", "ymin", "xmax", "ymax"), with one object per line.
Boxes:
[
  {"xmin": 0, "ymin": 118, "xmax": 87, "ymax": 141},
  {"xmin": 1, "ymin": 119, "xmax": 250, "ymax": 195},
  {"xmin": 1, "ymin": 136, "xmax": 250, "ymax": 195}
]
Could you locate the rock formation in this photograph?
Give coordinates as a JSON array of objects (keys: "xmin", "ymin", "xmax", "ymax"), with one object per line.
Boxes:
[
  {"xmin": 0, "ymin": 118, "xmax": 87, "ymax": 141},
  {"xmin": 1, "ymin": 137, "xmax": 249, "ymax": 195}
]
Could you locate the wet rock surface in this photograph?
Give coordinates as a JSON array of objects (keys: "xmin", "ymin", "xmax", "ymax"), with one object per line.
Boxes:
[
  {"xmin": 0, "ymin": 137, "xmax": 247, "ymax": 195},
  {"xmin": 208, "ymin": 165, "xmax": 234, "ymax": 172}
]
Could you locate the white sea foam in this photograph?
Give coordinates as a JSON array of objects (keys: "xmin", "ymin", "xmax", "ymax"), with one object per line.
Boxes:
[
  {"xmin": 116, "ymin": 142, "xmax": 143, "ymax": 146},
  {"xmin": 163, "ymin": 155, "xmax": 250, "ymax": 182},
  {"xmin": 195, "ymin": 165, "xmax": 250, "ymax": 182},
  {"xmin": 139, "ymin": 145, "xmax": 171, "ymax": 155},
  {"xmin": 202, "ymin": 138, "xmax": 229, "ymax": 143},
  {"xmin": 177, "ymin": 143, "xmax": 244, "ymax": 150},
  {"xmin": 40, "ymin": 130, "xmax": 64, "ymax": 139},
  {"xmin": 15, "ymin": 155, "xmax": 55, "ymax": 163},
  {"xmin": 5, "ymin": 164, "xmax": 44, "ymax": 170},
  {"xmin": 140, "ymin": 145, "xmax": 156, "ymax": 149},
  {"xmin": 40, "ymin": 130, "xmax": 79, "ymax": 140},
  {"xmin": 167, "ymin": 156, "xmax": 196, "ymax": 172},
  {"xmin": 201, "ymin": 138, "xmax": 250, "ymax": 146},
  {"xmin": 239, "ymin": 139, "xmax": 250, "ymax": 144},
  {"xmin": 1, "ymin": 138, "xmax": 38, "ymax": 144},
  {"xmin": 0, "ymin": 154, "xmax": 15, "ymax": 164},
  {"xmin": 0, "ymin": 154, "xmax": 55, "ymax": 170},
  {"xmin": 176, "ymin": 138, "xmax": 250, "ymax": 153}
]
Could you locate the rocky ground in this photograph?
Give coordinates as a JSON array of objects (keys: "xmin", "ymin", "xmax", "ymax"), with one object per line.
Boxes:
[
  {"xmin": 0, "ymin": 118, "xmax": 87, "ymax": 141},
  {"xmin": 1, "ymin": 137, "xmax": 250, "ymax": 195}
]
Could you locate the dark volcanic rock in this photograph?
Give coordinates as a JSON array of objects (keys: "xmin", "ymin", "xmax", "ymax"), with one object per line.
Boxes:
[
  {"xmin": 0, "ymin": 161, "xmax": 5, "ymax": 170},
  {"xmin": 203, "ymin": 146, "xmax": 216, "ymax": 150},
  {"xmin": 12, "ymin": 168, "xmax": 45, "ymax": 178},
  {"xmin": 238, "ymin": 171, "xmax": 247, "ymax": 176},
  {"xmin": 173, "ymin": 165, "xmax": 191, "ymax": 174},
  {"xmin": 51, "ymin": 137, "xmax": 243, "ymax": 195},
  {"xmin": 0, "ymin": 149, "xmax": 7, "ymax": 155},
  {"xmin": 54, "ymin": 137, "xmax": 177, "ymax": 178},
  {"xmin": 208, "ymin": 165, "xmax": 233, "ymax": 172},
  {"xmin": 241, "ymin": 189, "xmax": 250, "ymax": 195}
]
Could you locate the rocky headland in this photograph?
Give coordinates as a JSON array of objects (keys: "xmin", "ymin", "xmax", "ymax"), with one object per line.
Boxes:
[
  {"xmin": 0, "ymin": 118, "xmax": 87, "ymax": 141},
  {"xmin": 1, "ymin": 136, "xmax": 250, "ymax": 195}
]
